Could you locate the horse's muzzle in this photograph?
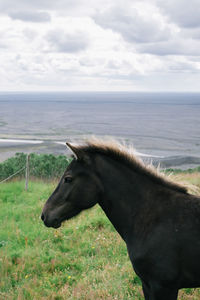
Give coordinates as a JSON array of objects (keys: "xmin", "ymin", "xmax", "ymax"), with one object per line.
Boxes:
[{"xmin": 41, "ymin": 213, "xmax": 61, "ymax": 229}]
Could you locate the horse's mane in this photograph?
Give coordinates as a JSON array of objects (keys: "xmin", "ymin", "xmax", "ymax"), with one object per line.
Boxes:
[{"xmin": 76, "ymin": 137, "xmax": 188, "ymax": 194}]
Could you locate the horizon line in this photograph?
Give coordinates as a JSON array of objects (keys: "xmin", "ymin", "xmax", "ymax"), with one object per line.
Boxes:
[{"xmin": 0, "ymin": 90, "xmax": 200, "ymax": 93}]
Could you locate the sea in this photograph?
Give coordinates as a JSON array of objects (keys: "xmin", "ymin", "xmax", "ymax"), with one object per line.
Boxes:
[{"xmin": 0, "ymin": 91, "xmax": 200, "ymax": 169}]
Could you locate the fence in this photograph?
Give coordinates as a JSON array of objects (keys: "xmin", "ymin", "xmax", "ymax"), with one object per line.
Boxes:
[
  {"xmin": 0, "ymin": 155, "xmax": 31, "ymax": 190},
  {"xmin": 0, "ymin": 166, "xmax": 26, "ymax": 184},
  {"xmin": 0, "ymin": 153, "xmax": 71, "ymax": 190}
]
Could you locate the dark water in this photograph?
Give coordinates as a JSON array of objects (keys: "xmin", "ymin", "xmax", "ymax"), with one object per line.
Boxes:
[{"xmin": 0, "ymin": 92, "xmax": 200, "ymax": 168}]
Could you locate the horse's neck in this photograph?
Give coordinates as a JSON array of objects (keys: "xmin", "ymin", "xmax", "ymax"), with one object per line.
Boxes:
[{"xmin": 95, "ymin": 155, "xmax": 155, "ymax": 242}]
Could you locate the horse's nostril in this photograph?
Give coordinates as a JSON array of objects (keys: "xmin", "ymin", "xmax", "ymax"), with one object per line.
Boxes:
[{"xmin": 41, "ymin": 213, "xmax": 45, "ymax": 221}]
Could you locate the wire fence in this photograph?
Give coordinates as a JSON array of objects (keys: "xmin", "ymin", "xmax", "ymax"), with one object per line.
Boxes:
[
  {"xmin": 0, "ymin": 167, "xmax": 26, "ymax": 184},
  {"xmin": 0, "ymin": 153, "xmax": 71, "ymax": 189},
  {"xmin": 0, "ymin": 154, "xmax": 29, "ymax": 190}
]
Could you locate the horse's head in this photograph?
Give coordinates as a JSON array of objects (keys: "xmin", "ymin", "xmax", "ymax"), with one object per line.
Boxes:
[{"xmin": 41, "ymin": 143, "xmax": 103, "ymax": 229}]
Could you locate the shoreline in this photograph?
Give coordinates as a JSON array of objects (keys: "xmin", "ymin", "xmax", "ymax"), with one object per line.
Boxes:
[
  {"xmin": 0, "ymin": 138, "xmax": 43, "ymax": 144},
  {"xmin": 1, "ymin": 138, "xmax": 200, "ymax": 169}
]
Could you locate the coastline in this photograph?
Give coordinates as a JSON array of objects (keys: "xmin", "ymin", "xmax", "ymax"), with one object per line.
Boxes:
[
  {"xmin": 1, "ymin": 138, "xmax": 200, "ymax": 169},
  {"xmin": 1, "ymin": 92, "xmax": 200, "ymax": 169}
]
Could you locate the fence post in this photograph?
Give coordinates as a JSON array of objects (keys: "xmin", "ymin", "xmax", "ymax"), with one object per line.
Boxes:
[{"xmin": 25, "ymin": 154, "xmax": 30, "ymax": 191}]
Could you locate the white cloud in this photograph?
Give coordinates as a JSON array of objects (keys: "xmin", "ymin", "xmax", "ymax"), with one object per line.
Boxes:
[{"xmin": 0, "ymin": 0, "xmax": 199, "ymax": 91}]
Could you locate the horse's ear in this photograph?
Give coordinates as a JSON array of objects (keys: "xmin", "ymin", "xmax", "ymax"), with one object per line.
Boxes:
[
  {"xmin": 66, "ymin": 142, "xmax": 91, "ymax": 164},
  {"xmin": 66, "ymin": 142, "xmax": 81, "ymax": 159}
]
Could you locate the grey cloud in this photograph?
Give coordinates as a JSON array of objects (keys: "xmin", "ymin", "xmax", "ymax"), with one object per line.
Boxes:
[
  {"xmin": 107, "ymin": 60, "xmax": 120, "ymax": 69},
  {"xmin": 157, "ymin": 0, "xmax": 200, "ymax": 28},
  {"xmin": 189, "ymin": 57, "xmax": 200, "ymax": 62},
  {"xmin": 0, "ymin": 0, "xmax": 76, "ymax": 12},
  {"xmin": 169, "ymin": 61, "xmax": 199, "ymax": 73},
  {"xmin": 181, "ymin": 27, "xmax": 200, "ymax": 41},
  {"xmin": 79, "ymin": 58, "xmax": 96, "ymax": 67},
  {"xmin": 0, "ymin": 42, "xmax": 7, "ymax": 49},
  {"xmin": 94, "ymin": 6, "xmax": 171, "ymax": 44},
  {"xmin": 9, "ymin": 11, "xmax": 51, "ymax": 22},
  {"xmin": 23, "ymin": 29, "xmax": 38, "ymax": 40},
  {"xmin": 46, "ymin": 30, "xmax": 89, "ymax": 53},
  {"xmin": 107, "ymin": 59, "xmax": 132, "ymax": 70},
  {"xmin": 138, "ymin": 39, "xmax": 200, "ymax": 56}
]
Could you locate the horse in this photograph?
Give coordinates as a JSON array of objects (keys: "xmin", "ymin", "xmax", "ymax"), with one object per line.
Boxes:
[{"xmin": 41, "ymin": 138, "xmax": 200, "ymax": 300}]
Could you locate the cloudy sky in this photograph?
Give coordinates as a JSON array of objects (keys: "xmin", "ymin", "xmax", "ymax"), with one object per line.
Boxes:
[{"xmin": 0, "ymin": 0, "xmax": 200, "ymax": 91}]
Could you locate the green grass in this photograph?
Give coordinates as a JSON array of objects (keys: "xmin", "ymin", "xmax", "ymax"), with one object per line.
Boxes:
[{"xmin": 1, "ymin": 177, "xmax": 200, "ymax": 300}]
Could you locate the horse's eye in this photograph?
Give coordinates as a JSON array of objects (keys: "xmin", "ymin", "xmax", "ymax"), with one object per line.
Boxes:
[{"xmin": 64, "ymin": 176, "xmax": 73, "ymax": 183}]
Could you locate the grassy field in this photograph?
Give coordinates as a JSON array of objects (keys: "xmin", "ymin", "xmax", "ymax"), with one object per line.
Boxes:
[{"xmin": 1, "ymin": 174, "xmax": 200, "ymax": 300}]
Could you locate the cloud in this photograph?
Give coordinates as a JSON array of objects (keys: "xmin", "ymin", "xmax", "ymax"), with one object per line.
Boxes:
[
  {"xmin": 0, "ymin": 0, "xmax": 112, "ymax": 18},
  {"xmin": 0, "ymin": 0, "xmax": 76, "ymax": 13},
  {"xmin": 8, "ymin": 11, "xmax": 51, "ymax": 22},
  {"xmin": 180, "ymin": 27, "xmax": 200, "ymax": 41},
  {"xmin": 138, "ymin": 39, "xmax": 200, "ymax": 56},
  {"xmin": 46, "ymin": 30, "xmax": 89, "ymax": 53},
  {"xmin": 168, "ymin": 61, "xmax": 200, "ymax": 73},
  {"xmin": 94, "ymin": 4, "xmax": 172, "ymax": 44},
  {"xmin": 93, "ymin": 1, "xmax": 200, "ymax": 57},
  {"xmin": 157, "ymin": 0, "xmax": 200, "ymax": 28},
  {"xmin": 0, "ymin": 0, "xmax": 199, "ymax": 91},
  {"xmin": 23, "ymin": 28, "xmax": 38, "ymax": 40},
  {"xmin": 0, "ymin": 39, "xmax": 8, "ymax": 48}
]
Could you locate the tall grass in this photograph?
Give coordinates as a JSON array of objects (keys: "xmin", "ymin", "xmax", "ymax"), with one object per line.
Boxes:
[{"xmin": 0, "ymin": 176, "xmax": 200, "ymax": 299}]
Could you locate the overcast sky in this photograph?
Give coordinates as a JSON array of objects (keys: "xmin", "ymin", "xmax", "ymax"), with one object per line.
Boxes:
[{"xmin": 0, "ymin": 0, "xmax": 200, "ymax": 91}]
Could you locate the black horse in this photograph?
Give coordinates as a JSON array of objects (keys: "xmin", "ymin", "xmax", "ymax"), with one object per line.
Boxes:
[{"xmin": 41, "ymin": 138, "xmax": 200, "ymax": 300}]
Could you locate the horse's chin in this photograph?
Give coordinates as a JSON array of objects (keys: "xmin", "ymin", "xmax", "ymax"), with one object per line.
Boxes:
[
  {"xmin": 50, "ymin": 209, "xmax": 81, "ymax": 229},
  {"xmin": 52, "ymin": 221, "xmax": 62, "ymax": 229}
]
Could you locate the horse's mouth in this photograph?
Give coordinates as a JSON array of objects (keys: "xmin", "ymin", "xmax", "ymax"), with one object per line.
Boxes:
[
  {"xmin": 43, "ymin": 219, "xmax": 62, "ymax": 229},
  {"xmin": 52, "ymin": 222, "xmax": 62, "ymax": 229}
]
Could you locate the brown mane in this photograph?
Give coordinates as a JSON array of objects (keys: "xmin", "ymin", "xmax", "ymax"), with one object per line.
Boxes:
[{"xmin": 76, "ymin": 137, "xmax": 188, "ymax": 194}]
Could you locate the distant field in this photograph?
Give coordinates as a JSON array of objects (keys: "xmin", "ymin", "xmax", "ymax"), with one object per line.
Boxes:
[{"xmin": 1, "ymin": 175, "xmax": 200, "ymax": 300}]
